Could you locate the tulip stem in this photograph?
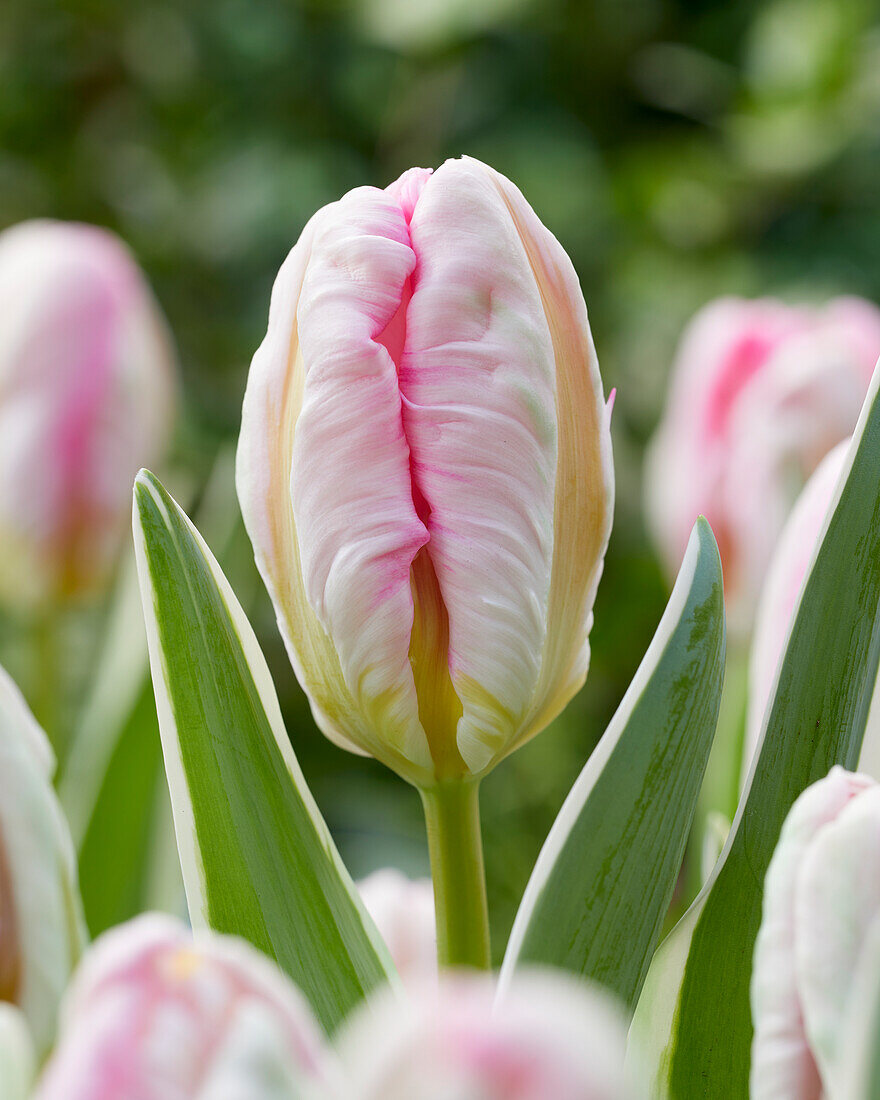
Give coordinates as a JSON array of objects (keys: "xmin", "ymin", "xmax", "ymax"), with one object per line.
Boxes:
[{"xmin": 420, "ymin": 780, "xmax": 491, "ymax": 970}]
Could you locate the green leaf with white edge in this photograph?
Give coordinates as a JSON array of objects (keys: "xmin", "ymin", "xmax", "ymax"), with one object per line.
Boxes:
[
  {"xmin": 63, "ymin": 452, "xmax": 241, "ymax": 935},
  {"xmin": 500, "ymin": 517, "xmax": 724, "ymax": 1012},
  {"xmin": 132, "ymin": 469, "xmax": 396, "ymax": 1033},
  {"xmin": 631, "ymin": 366, "xmax": 880, "ymax": 1099}
]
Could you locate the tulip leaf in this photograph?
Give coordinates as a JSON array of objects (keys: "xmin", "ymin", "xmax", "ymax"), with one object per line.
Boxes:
[
  {"xmin": 60, "ymin": 556, "xmax": 177, "ymax": 935},
  {"xmin": 132, "ymin": 469, "xmax": 396, "ymax": 1033},
  {"xmin": 632, "ymin": 366, "xmax": 880, "ymax": 1099},
  {"xmin": 500, "ymin": 517, "xmax": 725, "ymax": 1012}
]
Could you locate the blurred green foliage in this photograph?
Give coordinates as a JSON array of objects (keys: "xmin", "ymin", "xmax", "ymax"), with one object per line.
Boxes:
[{"xmin": 3, "ymin": 0, "xmax": 880, "ymax": 958}]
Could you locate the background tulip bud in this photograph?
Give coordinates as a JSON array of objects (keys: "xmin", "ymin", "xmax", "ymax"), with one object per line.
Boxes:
[
  {"xmin": 750, "ymin": 767, "xmax": 880, "ymax": 1099},
  {"xmin": 333, "ymin": 969, "xmax": 636, "ymax": 1100},
  {"xmin": 645, "ymin": 296, "xmax": 880, "ymax": 634},
  {"xmin": 0, "ymin": 662, "xmax": 85, "ymax": 1055},
  {"xmin": 358, "ymin": 869, "xmax": 436, "ymax": 986},
  {"xmin": 34, "ymin": 914, "xmax": 336, "ymax": 1100},
  {"xmin": 0, "ymin": 219, "xmax": 177, "ymax": 609},
  {"xmin": 237, "ymin": 157, "xmax": 614, "ymax": 787}
]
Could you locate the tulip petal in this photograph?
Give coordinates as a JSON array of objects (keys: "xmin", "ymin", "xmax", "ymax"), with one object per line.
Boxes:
[
  {"xmin": 402, "ymin": 158, "xmax": 559, "ymax": 772},
  {"xmin": 292, "ymin": 186, "xmax": 429, "ymax": 769},
  {"xmin": 35, "ymin": 915, "xmax": 335, "ymax": 1100},
  {"xmin": 238, "ymin": 198, "xmax": 431, "ymax": 780},
  {"xmin": 795, "ymin": 782, "xmax": 880, "ymax": 1094},
  {"xmin": 483, "ymin": 161, "xmax": 614, "ymax": 756},
  {"xmin": 750, "ymin": 766, "xmax": 872, "ymax": 1100}
]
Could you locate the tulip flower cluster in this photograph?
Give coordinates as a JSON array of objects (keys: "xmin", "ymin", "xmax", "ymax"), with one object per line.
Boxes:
[
  {"xmin": 24, "ymin": 915, "xmax": 637, "ymax": 1100},
  {"xmin": 2, "ymin": 153, "xmax": 880, "ymax": 1100}
]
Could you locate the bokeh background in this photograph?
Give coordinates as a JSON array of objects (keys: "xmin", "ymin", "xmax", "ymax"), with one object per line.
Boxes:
[{"xmin": 4, "ymin": 0, "xmax": 880, "ymax": 958}]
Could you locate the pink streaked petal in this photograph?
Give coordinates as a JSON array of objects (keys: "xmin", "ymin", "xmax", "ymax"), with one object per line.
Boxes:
[
  {"xmin": 401, "ymin": 157, "xmax": 558, "ymax": 772},
  {"xmin": 292, "ymin": 185, "xmax": 430, "ymax": 767},
  {"xmin": 481, "ymin": 160, "xmax": 613, "ymax": 756},
  {"xmin": 35, "ymin": 915, "xmax": 331, "ymax": 1100},
  {"xmin": 750, "ymin": 767, "xmax": 873, "ymax": 1100}
]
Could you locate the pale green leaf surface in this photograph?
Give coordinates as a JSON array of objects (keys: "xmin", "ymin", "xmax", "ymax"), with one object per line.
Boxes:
[
  {"xmin": 632, "ymin": 367, "xmax": 880, "ymax": 1099},
  {"xmin": 500, "ymin": 518, "xmax": 725, "ymax": 1013},
  {"xmin": 132, "ymin": 470, "xmax": 395, "ymax": 1033}
]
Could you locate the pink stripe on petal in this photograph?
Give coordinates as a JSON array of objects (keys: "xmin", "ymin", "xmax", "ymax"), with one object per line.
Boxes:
[
  {"xmin": 292, "ymin": 186, "xmax": 429, "ymax": 765},
  {"xmin": 402, "ymin": 158, "xmax": 558, "ymax": 772}
]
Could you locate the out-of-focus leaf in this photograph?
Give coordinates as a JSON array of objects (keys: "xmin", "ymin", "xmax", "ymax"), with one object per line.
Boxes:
[
  {"xmin": 500, "ymin": 518, "xmax": 724, "ymax": 1013},
  {"xmin": 132, "ymin": 469, "xmax": 396, "ymax": 1033},
  {"xmin": 632, "ymin": 366, "xmax": 880, "ymax": 1099}
]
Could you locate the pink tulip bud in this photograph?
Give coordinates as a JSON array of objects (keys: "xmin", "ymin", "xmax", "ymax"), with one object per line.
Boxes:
[
  {"xmin": 358, "ymin": 869, "xmax": 436, "ymax": 986},
  {"xmin": 333, "ymin": 969, "xmax": 635, "ymax": 1100},
  {"xmin": 0, "ymin": 220, "xmax": 177, "ymax": 608},
  {"xmin": 34, "ymin": 914, "xmax": 336, "ymax": 1100},
  {"xmin": 646, "ymin": 296, "xmax": 880, "ymax": 634},
  {"xmin": 0, "ymin": 663, "xmax": 85, "ymax": 1055},
  {"xmin": 751, "ymin": 767, "xmax": 880, "ymax": 1098},
  {"xmin": 237, "ymin": 158, "xmax": 614, "ymax": 787}
]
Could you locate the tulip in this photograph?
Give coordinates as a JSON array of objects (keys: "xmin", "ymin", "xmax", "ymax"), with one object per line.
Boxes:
[
  {"xmin": 645, "ymin": 296, "xmax": 880, "ymax": 635},
  {"xmin": 333, "ymin": 969, "xmax": 637, "ymax": 1100},
  {"xmin": 0, "ymin": 219, "xmax": 176, "ymax": 609},
  {"xmin": 237, "ymin": 158, "xmax": 614, "ymax": 968},
  {"xmin": 0, "ymin": 661, "xmax": 85, "ymax": 1055},
  {"xmin": 750, "ymin": 767, "xmax": 880, "ymax": 1099},
  {"xmin": 0, "ymin": 1004, "xmax": 34, "ymax": 1100},
  {"xmin": 358, "ymin": 869, "xmax": 436, "ymax": 986},
  {"xmin": 34, "ymin": 914, "xmax": 337, "ymax": 1100}
]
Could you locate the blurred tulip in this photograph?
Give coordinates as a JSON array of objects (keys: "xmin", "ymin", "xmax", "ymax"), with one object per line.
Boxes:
[
  {"xmin": 646, "ymin": 296, "xmax": 880, "ymax": 634},
  {"xmin": 0, "ymin": 1004, "xmax": 34, "ymax": 1100},
  {"xmin": 34, "ymin": 913, "xmax": 336, "ymax": 1100},
  {"xmin": 750, "ymin": 766, "xmax": 880, "ymax": 1099},
  {"xmin": 0, "ymin": 219, "xmax": 176, "ymax": 609},
  {"xmin": 333, "ymin": 969, "xmax": 636, "ymax": 1100},
  {"xmin": 237, "ymin": 157, "xmax": 614, "ymax": 788},
  {"xmin": 358, "ymin": 869, "xmax": 436, "ymax": 985},
  {"xmin": 0, "ymin": 662, "xmax": 85, "ymax": 1054}
]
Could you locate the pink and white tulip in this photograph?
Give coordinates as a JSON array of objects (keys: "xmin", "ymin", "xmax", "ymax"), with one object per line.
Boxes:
[
  {"xmin": 333, "ymin": 969, "xmax": 636, "ymax": 1100},
  {"xmin": 357, "ymin": 869, "xmax": 436, "ymax": 986},
  {"xmin": 0, "ymin": 220, "xmax": 176, "ymax": 609},
  {"xmin": 237, "ymin": 157, "xmax": 614, "ymax": 787},
  {"xmin": 751, "ymin": 767, "xmax": 880, "ymax": 1099},
  {"xmin": 34, "ymin": 914, "xmax": 335, "ymax": 1100},
  {"xmin": 0, "ymin": 662, "xmax": 85, "ymax": 1055},
  {"xmin": 645, "ymin": 296, "xmax": 880, "ymax": 634}
]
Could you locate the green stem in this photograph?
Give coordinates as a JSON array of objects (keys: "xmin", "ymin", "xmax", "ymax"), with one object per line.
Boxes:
[{"xmin": 420, "ymin": 779, "xmax": 491, "ymax": 970}]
